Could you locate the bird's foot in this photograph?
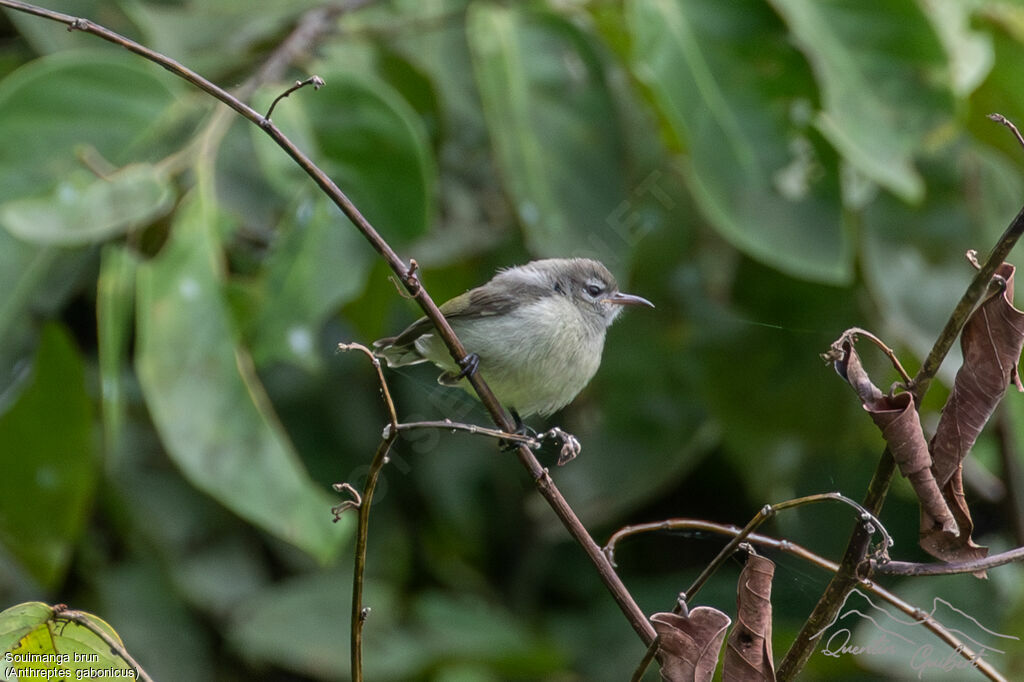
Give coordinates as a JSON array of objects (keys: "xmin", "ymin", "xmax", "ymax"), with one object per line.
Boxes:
[
  {"xmin": 500, "ymin": 408, "xmax": 536, "ymax": 452},
  {"xmin": 438, "ymin": 352, "xmax": 480, "ymax": 386},
  {"xmin": 455, "ymin": 352, "xmax": 480, "ymax": 379}
]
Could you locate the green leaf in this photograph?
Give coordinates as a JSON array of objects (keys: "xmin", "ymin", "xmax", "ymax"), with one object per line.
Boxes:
[
  {"xmin": 0, "ymin": 164, "xmax": 174, "ymax": 246},
  {"xmin": 467, "ymin": 5, "xmax": 633, "ymax": 261},
  {"xmin": 0, "ymin": 324, "xmax": 96, "ymax": 588},
  {"xmin": 768, "ymin": 0, "xmax": 956, "ymax": 202},
  {"xmin": 0, "ymin": 602, "xmax": 135, "ymax": 676},
  {"xmin": 97, "ymin": 244, "xmax": 140, "ymax": 462},
  {"xmin": 250, "ymin": 197, "xmax": 373, "ymax": 370},
  {"xmin": 135, "ymin": 192, "xmax": 346, "ymax": 563},
  {"xmin": 862, "ymin": 142, "xmax": 1022, "ymax": 363},
  {"xmin": 628, "ymin": 0, "xmax": 851, "ymax": 283},
  {"xmin": 0, "ymin": 50, "xmax": 179, "ymax": 204},
  {"xmin": 255, "ymin": 70, "xmax": 435, "ymax": 243}
]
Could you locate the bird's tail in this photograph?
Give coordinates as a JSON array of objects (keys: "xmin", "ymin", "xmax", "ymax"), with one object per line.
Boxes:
[{"xmin": 372, "ymin": 337, "xmax": 428, "ymax": 368}]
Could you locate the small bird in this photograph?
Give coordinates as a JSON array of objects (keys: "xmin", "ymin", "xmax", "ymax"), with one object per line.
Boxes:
[{"xmin": 373, "ymin": 258, "xmax": 653, "ymax": 419}]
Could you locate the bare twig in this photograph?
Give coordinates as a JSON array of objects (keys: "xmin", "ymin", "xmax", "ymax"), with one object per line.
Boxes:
[
  {"xmin": 383, "ymin": 419, "xmax": 535, "ymax": 446},
  {"xmin": 778, "ymin": 116, "xmax": 1024, "ymax": 680},
  {"xmin": 826, "ymin": 327, "xmax": 913, "ymax": 387},
  {"xmin": 334, "ymin": 343, "xmax": 401, "ymax": 682},
  {"xmin": 264, "ymin": 75, "xmax": 324, "ymax": 120},
  {"xmin": 989, "ymin": 113, "xmax": 1024, "ymax": 151},
  {"xmin": 873, "ymin": 545, "xmax": 1024, "ymax": 576}
]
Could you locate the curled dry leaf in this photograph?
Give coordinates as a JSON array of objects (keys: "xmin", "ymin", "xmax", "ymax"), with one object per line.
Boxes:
[
  {"xmin": 652, "ymin": 607, "xmax": 732, "ymax": 682},
  {"xmin": 723, "ymin": 554, "xmax": 776, "ymax": 682},
  {"xmin": 922, "ymin": 262, "xmax": 1024, "ymax": 571},
  {"xmin": 829, "ymin": 338, "xmax": 957, "ymax": 535}
]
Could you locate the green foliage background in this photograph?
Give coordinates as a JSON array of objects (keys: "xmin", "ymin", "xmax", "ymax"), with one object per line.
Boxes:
[{"xmin": 1, "ymin": 0, "xmax": 1024, "ymax": 679}]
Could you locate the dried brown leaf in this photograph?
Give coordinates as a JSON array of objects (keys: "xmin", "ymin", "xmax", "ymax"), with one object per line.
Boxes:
[
  {"xmin": 831, "ymin": 338, "xmax": 957, "ymax": 534},
  {"xmin": 723, "ymin": 554, "xmax": 776, "ymax": 682},
  {"xmin": 930, "ymin": 262, "xmax": 1024, "ymax": 484},
  {"xmin": 921, "ymin": 263, "xmax": 1024, "ymax": 570},
  {"xmin": 652, "ymin": 607, "xmax": 732, "ymax": 682}
]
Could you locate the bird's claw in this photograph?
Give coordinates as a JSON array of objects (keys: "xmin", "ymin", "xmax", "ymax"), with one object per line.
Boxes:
[{"xmin": 455, "ymin": 352, "xmax": 480, "ymax": 379}]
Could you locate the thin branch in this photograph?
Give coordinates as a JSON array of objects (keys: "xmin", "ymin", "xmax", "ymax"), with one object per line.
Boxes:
[
  {"xmin": 829, "ymin": 327, "xmax": 913, "ymax": 387},
  {"xmin": 873, "ymin": 545, "xmax": 1024, "ymax": 576},
  {"xmin": 778, "ymin": 116, "xmax": 1024, "ymax": 680},
  {"xmin": 264, "ymin": 75, "xmax": 324, "ymax": 120},
  {"xmin": 335, "ymin": 343, "xmax": 400, "ymax": 682},
  {"xmin": 383, "ymin": 419, "xmax": 535, "ymax": 446}
]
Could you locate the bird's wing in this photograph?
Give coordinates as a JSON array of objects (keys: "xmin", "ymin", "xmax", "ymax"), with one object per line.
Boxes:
[{"xmin": 376, "ymin": 278, "xmax": 549, "ymax": 350}]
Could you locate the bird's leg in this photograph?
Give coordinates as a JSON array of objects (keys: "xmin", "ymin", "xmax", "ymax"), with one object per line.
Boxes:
[{"xmin": 500, "ymin": 408, "xmax": 537, "ymax": 452}]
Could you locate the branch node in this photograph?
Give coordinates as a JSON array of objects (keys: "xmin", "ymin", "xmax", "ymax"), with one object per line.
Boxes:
[
  {"xmin": 359, "ymin": 607, "xmax": 371, "ymax": 623},
  {"xmin": 404, "ymin": 259, "xmax": 422, "ymax": 294},
  {"xmin": 67, "ymin": 18, "xmax": 87, "ymax": 32}
]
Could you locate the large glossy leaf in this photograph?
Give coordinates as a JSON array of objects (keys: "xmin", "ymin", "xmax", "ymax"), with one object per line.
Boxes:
[
  {"xmin": 0, "ymin": 165, "xmax": 174, "ymax": 246},
  {"xmin": 628, "ymin": 0, "xmax": 851, "ymax": 283},
  {"xmin": 0, "ymin": 50, "xmax": 178, "ymax": 204},
  {"xmin": 467, "ymin": 4, "xmax": 633, "ymax": 262},
  {"xmin": 768, "ymin": 0, "xmax": 956, "ymax": 202},
  {"xmin": 0, "ymin": 324, "xmax": 96, "ymax": 589},
  {"xmin": 135, "ymin": 192, "xmax": 346, "ymax": 563}
]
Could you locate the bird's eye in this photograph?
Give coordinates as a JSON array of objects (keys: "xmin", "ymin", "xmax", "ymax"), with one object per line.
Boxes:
[{"xmin": 584, "ymin": 283, "xmax": 604, "ymax": 297}]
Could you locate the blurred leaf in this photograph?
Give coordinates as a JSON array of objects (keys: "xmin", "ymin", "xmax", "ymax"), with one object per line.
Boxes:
[
  {"xmin": 97, "ymin": 244, "xmax": 139, "ymax": 462},
  {"xmin": 0, "ymin": 602, "xmax": 134, "ymax": 676},
  {"xmin": 250, "ymin": 196, "xmax": 373, "ymax": 370},
  {"xmin": 0, "ymin": 164, "xmax": 174, "ymax": 246},
  {"xmin": 0, "ymin": 324, "xmax": 96, "ymax": 589},
  {"xmin": 123, "ymin": 0, "xmax": 323, "ymax": 78},
  {"xmin": 92, "ymin": 560, "xmax": 214, "ymax": 682},
  {"xmin": 467, "ymin": 4, "xmax": 633, "ymax": 262},
  {"xmin": 2, "ymin": 1, "xmax": 127, "ymax": 55},
  {"xmin": 862, "ymin": 143, "xmax": 1020, "ymax": 364},
  {"xmin": 410, "ymin": 591, "xmax": 564, "ymax": 675},
  {"xmin": 768, "ymin": 0, "xmax": 955, "ymax": 202},
  {"xmin": 0, "ymin": 232, "xmax": 96, "ymax": 404},
  {"xmin": 135, "ymin": 191, "xmax": 346, "ymax": 563},
  {"xmin": 272, "ymin": 68, "xmax": 436, "ymax": 243},
  {"xmin": 0, "ymin": 50, "xmax": 178, "ymax": 204},
  {"xmin": 228, "ymin": 570, "xmax": 421, "ymax": 679},
  {"xmin": 628, "ymin": 0, "xmax": 851, "ymax": 283},
  {"xmin": 922, "ymin": 0, "xmax": 994, "ymax": 97}
]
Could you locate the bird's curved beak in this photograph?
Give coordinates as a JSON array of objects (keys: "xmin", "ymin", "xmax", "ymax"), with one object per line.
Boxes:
[{"xmin": 605, "ymin": 292, "xmax": 655, "ymax": 308}]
